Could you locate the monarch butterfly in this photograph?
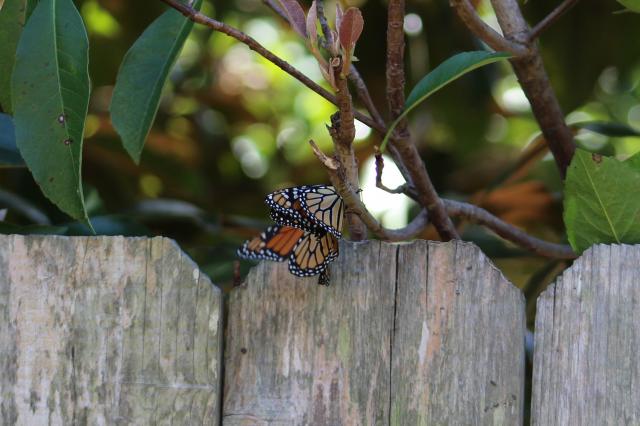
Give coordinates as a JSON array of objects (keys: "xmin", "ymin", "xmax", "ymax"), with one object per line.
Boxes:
[
  {"xmin": 237, "ymin": 224, "xmax": 339, "ymax": 285},
  {"xmin": 265, "ymin": 185, "xmax": 344, "ymax": 238}
]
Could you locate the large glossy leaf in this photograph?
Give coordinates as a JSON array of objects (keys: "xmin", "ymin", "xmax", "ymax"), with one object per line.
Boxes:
[
  {"xmin": 380, "ymin": 51, "xmax": 511, "ymax": 150},
  {"xmin": 11, "ymin": 0, "xmax": 91, "ymax": 226},
  {"xmin": 0, "ymin": 0, "xmax": 37, "ymax": 113},
  {"xmin": 0, "ymin": 113, "xmax": 25, "ymax": 166},
  {"xmin": 564, "ymin": 149, "xmax": 640, "ymax": 254},
  {"xmin": 110, "ymin": 0, "xmax": 201, "ymax": 164}
]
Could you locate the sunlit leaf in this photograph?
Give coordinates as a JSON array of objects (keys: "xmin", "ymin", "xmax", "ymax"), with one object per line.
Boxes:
[
  {"xmin": 0, "ymin": 0, "xmax": 38, "ymax": 113},
  {"xmin": 380, "ymin": 51, "xmax": 511, "ymax": 151},
  {"xmin": 573, "ymin": 121, "xmax": 640, "ymax": 137},
  {"xmin": 11, "ymin": 0, "xmax": 92, "ymax": 227},
  {"xmin": 0, "ymin": 113, "xmax": 25, "ymax": 167},
  {"xmin": 277, "ymin": 0, "xmax": 307, "ymax": 38},
  {"xmin": 564, "ymin": 149, "xmax": 640, "ymax": 254},
  {"xmin": 110, "ymin": 0, "xmax": 201, "ymax": 163}
]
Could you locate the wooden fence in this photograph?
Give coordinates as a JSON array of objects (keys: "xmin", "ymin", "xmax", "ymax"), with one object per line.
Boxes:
[{"xmin": 0, "ymin": 235, "xmax": 638, "ymax": 425}]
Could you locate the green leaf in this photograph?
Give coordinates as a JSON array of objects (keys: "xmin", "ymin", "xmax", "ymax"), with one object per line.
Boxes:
[
  {"xmin": 110, "ymin": 0, "xmax": 201, "ymax": 164},
  {"xmin": 0, "ymin": 0, "xmax": 38, "ymax": 113},
  {"xmin": 617, "ymin": 0, "xmax": 640, "ymax": 12},
  {"xmin": 624, "ymin": 150, "xmax": 640, "ymax": 172},
  {"xmin": 0, "ymin": 113, "xmax": 25, "ymax": 166},
  {"xmin": 564, "ymin": 149, "xmax": 640, "ymax": 254},
  {"xmin": 380, "ymin": 51, "xmax": 511, "ymax": 151},
  {"xmin": 11, "ymin": 0, "xmax": 92, "ymax": 228},
  {"xmin": 573, "ymin": 121, "xmax": 640, "ymax": 137}
]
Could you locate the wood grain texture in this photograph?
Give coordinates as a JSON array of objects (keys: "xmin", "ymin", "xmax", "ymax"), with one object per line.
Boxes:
[
  {"xmin": 223, "ymin": 240, "xmax": 525, "ymax": 425},
  {"xmin": 532, "ymin": 244, "xmax": 640, "ymax": 425},
  {"xmin": 0, "ymin": 235, "xmax": 222, "ymax": 425}
]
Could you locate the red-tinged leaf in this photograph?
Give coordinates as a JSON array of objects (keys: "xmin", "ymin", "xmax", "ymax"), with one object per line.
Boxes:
[
  {"xmin": 278, "ymin": 0, "xmax": 307, "ymax": 38},
  {"xmin": 338, "ymin": 7, "xmax": 363, "ymax": 52},
  {"xmin": 306, "ymin": 0, "xmax": 318, "ymax": 45}
]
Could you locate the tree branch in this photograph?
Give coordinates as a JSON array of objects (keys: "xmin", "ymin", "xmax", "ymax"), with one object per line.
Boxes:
[
  {"xmin": 374, "ymin": 154, "xmax": 575, "ymax": 258},
  {"xmin": 310, "ymin": 140, "xmax": 429, "ymax": 241},
  {"xmin": 451, "ymin": 0, "xmax": 576, "ymax": 176},
  {"xmin": 262, "ymin": 0, "xmax": 287, "ymax": 21},
  {"xmin": 386, "ymin": 0, "xmax": 460, "ymax": 241},
  {"xmin": 449, "ymin": 0, "xmax": 529, "ymax": 56},
  {"xmin": 529, "ymin": 0, "xmax": 581, "ymax": 41},
  {"xmin": 315, "ymin": 0, "xmax": 334, "ymax": 48},
  {"xmin": 443, "ymin": 199, "xmax": 576, "ymax": 259},
  {"xmin": 328, "ymin": 73, "xmax": 367, "ymax": 239},
  {"xmin": 162, "ymin": 0, "xmax": 381, "ymax": 131}
]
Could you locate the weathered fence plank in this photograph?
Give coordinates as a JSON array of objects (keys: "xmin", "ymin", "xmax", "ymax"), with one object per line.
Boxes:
[
  {"xmin": 532, "ymin": 244, "xmax": 640, "ymax": 425},
  {"xmin": 0, "ymin": 235, "xmax": 222, "ymax": 425},
  {"xmin": 223, "ymin": 240, "xmax": 526, "ymax": 425}
]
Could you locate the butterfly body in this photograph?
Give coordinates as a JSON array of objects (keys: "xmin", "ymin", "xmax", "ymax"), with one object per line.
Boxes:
[
  {"xmin": 239, "ymin": 184, "xmax": 344, "ymax": 286},
  {"xmin": 266, "ymin": 185, "xmax": 344, "ymax": 237},
  {"xmin": 237, "ymin": 224, "xmax": 339, "ymax": 285}
]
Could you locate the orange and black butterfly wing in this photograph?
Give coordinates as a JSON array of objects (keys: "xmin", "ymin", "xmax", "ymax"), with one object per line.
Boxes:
[
  {"xmin": 237, "ymin": 225, "xmax": 305, "ymax": 261},
  {"xmin": 269, "ymin": 208, "xmax": 323, "ymax": 234},
  {"xmin": 288, "ymin": 230, "xmax": 339, "ymax": 284},
  {"xmin": 292, "ymin": 185, "xmax": 344, "ymax": 238},
  {"xmin": 264, "ymin": 187, "xmax": 307, "ymax": 223}
]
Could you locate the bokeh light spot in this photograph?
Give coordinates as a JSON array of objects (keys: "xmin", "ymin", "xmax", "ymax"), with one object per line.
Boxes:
[
  {"xmin": 403, "ymin": 14, "xmax": 423, "ymax": 36},
  {"xmin": 360, "ymin": 156, "xmax": 415, "ymax": 228}
]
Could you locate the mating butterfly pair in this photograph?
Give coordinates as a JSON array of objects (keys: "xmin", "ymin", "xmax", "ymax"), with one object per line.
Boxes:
[{"xmin": 237, "ymin": 185, "xmax": 344, "ymax": 285}]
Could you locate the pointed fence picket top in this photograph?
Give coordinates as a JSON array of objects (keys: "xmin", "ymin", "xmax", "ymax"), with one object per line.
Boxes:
[
  {"xmin": 531, "ymin": 244, "xmax": 640, "ymax": 425},
  {"xmin": 223, "ymin": 240, "xmax": 526, "ymax": 425},
  {"xmin": 0, "ymin": 235, "xmax": 222, "ymax": 425}
]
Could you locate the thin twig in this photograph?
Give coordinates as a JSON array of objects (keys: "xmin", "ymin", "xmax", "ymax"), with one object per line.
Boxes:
[
  {"xmin": 266, "ymin": 0, "xmax": 386, "ymax": 129},
  {"xmin": 315, "ymin": 0, "xmax": 334, "ymax": 47},
  {"xmin": 387, "ymin": 0, "xmax": 460, "ymax": 241},
  {"xmin": 162, "ymin": 0, "xmax": 381, "ymax": 131},
  {"xmin": 449, "ymin": 0, "xmax": 528, "ymax": 56},
  {"xmin": 529, "ymin": 0, "xmax": 581, "ymax": 41},
  {"xmin": 311, "ymin": 140, "xmax": 428, "ymax": 241},
  {"xmin": 374, "ymin": 148, "xmax": 411, "ymax": 194},
  {"xmin": 374, "ymin": 154, "xmax": 574, "ymax": 258},
  {"xmin": 443, "ymin": 199, "xmax": 576, "ymax": 259},
  {"xmin": 262, "ymin": 0, "xmax": 287, "ymax": 21}
]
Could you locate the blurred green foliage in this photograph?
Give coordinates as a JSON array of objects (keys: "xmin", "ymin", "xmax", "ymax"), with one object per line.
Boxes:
[{"xmin": 1, "ymin": 0, "xmax": 639, "ymax": 296}]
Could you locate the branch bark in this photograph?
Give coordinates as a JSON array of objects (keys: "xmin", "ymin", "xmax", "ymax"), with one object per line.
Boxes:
[
  {"xmin": 449, "ymin": 0, "xmax": 528, "ymax": 56},
  {"xmin": 329, "ymin": 73, "xmax": 367, "ymax": 240},
  {"xmin": 443, "ymin": 199, "xmax": 576, "ymax": 259},
  {"xmin": 374, "ymin": 154, "xmax": 575, "ymax": 258},
  {"xmin": 529, "ymin": 0, "xmax": 581, "ymax": 41},
  {"xmin": 496, "ymin": 12, "xmax": 575, "ymax": 176},
  {"xmin": 451, "ymin": 0, "xmax": 576, "ymax": 176},
  {"xmin": 386, "ymin": 0, "xmax": 460, "ymax": 241}
]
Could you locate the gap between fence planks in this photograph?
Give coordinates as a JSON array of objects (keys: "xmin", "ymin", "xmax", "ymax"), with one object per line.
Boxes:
[
  {"xmin": 223, "ymin": 240, "xmax": 526, "ymax": 425},
  {"xmin": 531, "ymin": 244, "xmax": 640, "ymax": 425},
  {"xmin": 0, "ymin": 235, "xmax": 222, "ymax": 425}
]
